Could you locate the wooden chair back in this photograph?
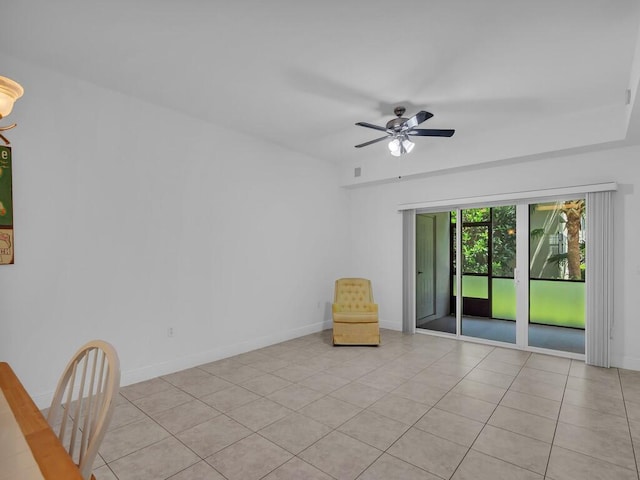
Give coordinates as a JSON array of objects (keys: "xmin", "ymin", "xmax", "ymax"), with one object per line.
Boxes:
[{"xmin": 47, "ymin": 340, "xmax": 120, "ymax": 480}]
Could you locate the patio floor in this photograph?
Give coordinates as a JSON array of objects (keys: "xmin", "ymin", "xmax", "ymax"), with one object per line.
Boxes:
[{"xmin": 417, "ymin": 315, "xmax": 584, "ymax": 354}]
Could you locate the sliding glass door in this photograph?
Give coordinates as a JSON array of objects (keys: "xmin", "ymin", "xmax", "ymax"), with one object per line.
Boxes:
[
  {"xmin": 528, "ymin": 200, "xmax": 585, "ymax": 353},
  {"xmin": 415, "ymin": 199, "xmax": 585, "ymax": 355},
  {"xmin": 457, "ymin": 206, "xmax": 517, "ymax": 344}
]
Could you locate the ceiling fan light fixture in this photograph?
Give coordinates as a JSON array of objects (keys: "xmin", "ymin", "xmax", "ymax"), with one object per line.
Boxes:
[
  {"xmin": 388, "ymin": 138, "xmax": 400, "ymax": 154},
  {"xmin": 402, "ymin": 137, "xmax": 415, "ymax": 154},
  {"xmin": 388, "ymin": 136, "xmax": 414, "ymax": 157}
]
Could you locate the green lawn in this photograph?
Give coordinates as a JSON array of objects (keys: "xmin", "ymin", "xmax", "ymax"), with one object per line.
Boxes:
[
  {"xmin": 454, "ymin": 276, "xmax": 585, "ymax": 329},
  {"xmin": 529, "ymin": 279, "xmax": 585, "ymax": 328}
]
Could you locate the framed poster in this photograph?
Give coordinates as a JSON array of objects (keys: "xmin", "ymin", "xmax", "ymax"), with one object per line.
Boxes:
[{"xmin": 0, "ymin": 145, "xmax": 13, "ymax": 264}]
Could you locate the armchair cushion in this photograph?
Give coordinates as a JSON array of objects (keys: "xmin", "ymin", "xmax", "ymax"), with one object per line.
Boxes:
[{"xmin": 333, "ymin": 305, "xmax": 378, "ymax": 323}]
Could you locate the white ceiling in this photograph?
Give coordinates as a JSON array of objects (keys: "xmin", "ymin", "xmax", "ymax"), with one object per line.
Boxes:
[{"xmin": 3, "ymin": 0, "xmax": 640, "ymax": 170}]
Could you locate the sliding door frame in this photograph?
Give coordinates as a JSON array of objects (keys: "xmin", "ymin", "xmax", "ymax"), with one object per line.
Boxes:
[
  {"xmin": 402, "ymin": 182, "xmax": 616, "ymax": 360},
  {"xmin": 515, "ymin": 203, "xmax": 529, "ymax": 348}
]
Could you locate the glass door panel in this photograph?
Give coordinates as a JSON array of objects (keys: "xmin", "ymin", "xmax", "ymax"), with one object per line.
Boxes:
[
  {"xmin": 460, "ymin": 206, "xmax": 516, "ymax": 343},
  {"xmin": 528, "ymin": 200, "xmax": 585, "ymax": 353},
  {"xmin": 415, "ymin": 211, "xmax": 455, "ymax": 333}
]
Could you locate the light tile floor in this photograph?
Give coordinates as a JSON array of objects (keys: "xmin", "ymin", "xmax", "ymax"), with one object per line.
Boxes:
[{"xmin": 86, "ymin": 330, "xmax": 640, "ymax": 480}]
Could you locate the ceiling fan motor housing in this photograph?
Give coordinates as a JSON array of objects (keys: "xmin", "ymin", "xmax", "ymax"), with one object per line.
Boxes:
[
  {"xmin": 386, "ymin": 117, "xmax": 408, "ymax": 132},
  {"xmin": 393, "ymin": 106, "xmax": 406, "ymax": 117},
  {"xmin": 386, "ymin": 106, "xmax": 408, "ymax": 132}
]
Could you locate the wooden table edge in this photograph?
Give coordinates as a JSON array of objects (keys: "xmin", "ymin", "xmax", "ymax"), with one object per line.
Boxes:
[{"xmin": 0, "ymin": 362, "xmax": 83, "ymax": 479}]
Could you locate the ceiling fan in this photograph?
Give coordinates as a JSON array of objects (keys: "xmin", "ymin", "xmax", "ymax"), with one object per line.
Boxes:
[{"xmin": 355, "ymin": 106, "xmax": 455, "ymax": 156}]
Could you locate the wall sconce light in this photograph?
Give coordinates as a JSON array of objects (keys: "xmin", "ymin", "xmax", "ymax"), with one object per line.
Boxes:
[{"xmin": 0, "ymin": 76, "xmax": 24, "ymax": 145}]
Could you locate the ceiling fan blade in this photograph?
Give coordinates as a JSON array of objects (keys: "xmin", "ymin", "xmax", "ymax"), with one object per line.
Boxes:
[
  {"xmin": 404, "ymin": 111, "xmax": 433, "ymax": 129},
  {"xmin": 355, "ymin": 135, "xmax": 391, "ymax": 148},
  {"xmin": 355, "ymin": 122, "xmax": 388, "ymax": 132},
  {"xmin": 408, "ymin": 128, "xmax": 455, "ymax": 137}
]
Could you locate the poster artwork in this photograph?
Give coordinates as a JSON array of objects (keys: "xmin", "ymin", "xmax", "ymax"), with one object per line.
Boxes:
[{"xmin": 0, "ymin": 146, "xmax": 14, "ymax": 265}]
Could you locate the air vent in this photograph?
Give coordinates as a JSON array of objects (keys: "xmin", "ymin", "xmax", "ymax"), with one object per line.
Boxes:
[{"xmin": 354, "ymin": 167, "xmax": 362, "ymax": 177}]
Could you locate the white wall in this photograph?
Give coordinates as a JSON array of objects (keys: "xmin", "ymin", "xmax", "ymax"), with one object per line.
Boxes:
[
  {"xmin": 4, "ymin": 53, "xmax": 639, "ymax": 409},
  {"xmin": 348, "ymin": 147, "xmax": 640, "ymax": 370},
  {"xmin": 0, "ymin": 55, "xmax": 351, "ymax": 407}
]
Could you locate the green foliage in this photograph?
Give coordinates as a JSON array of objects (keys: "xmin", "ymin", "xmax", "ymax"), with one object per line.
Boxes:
[
  {"xmin": 530, "ymin": 228, "xmax": 545, "ymax": 240},
  {"xmin": 463, "ymin": 225, "xmax": 488, "ymax": 274},
  {"xmin": 545, "ymin": 240, "xmax": 586, "ymax": 280},
  {"xmin": 531, "ymin": 202, "xmax": 586, "ymax": 281},
  {"xmin": 452, "ymin": 207, "xmax": 516, "ymax": 277},
  {"xmin": 492, "ymin": 206, "xmax": 516, "ymax": 277},
  {"xmin": 463, "ymin": 208, "xmax": 490, "ymax": 223}
]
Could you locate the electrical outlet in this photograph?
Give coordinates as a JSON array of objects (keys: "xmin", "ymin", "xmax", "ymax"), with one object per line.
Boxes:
[{"xmin": 167, "ymin": 327, "xmax": 174, "ymax": 337}]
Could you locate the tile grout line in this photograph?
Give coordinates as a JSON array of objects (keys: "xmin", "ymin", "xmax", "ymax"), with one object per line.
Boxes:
[
  {"xmin": 448, "ymin": 349, "xmax": 536, "ymax": 479},
  {"xmin": 618, "ymin": 368, "xmax": 640, "ymax": 479},
  {"xmin": 296, "ymin": 342, "xmax": 458, "ymax": 479},
  {"xmin": 105, "ymin": 337, "xmax": 490, "ymax": 478},
  {"xmin": 540, "ymin": 359, "xmax": 570, "ymax": 479},
  {"xmin": 98, "ymin": 332, "xmax": 638, "ymax": 480},
  {"xmin": 359, "ymin": 343, "xmax": 472, "ymax": 479}
]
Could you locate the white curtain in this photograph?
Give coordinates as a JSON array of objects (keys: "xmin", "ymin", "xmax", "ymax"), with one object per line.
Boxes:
[
  {"xmin": 585, "ymin": 191, "xmax": 614, "ymax": 367},
  {"xmin": 402, "ymin": 210, "xmax": 416, "ymax": 334}
]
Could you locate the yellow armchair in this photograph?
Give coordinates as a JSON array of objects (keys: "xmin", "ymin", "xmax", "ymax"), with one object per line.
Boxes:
[{"xmin": 332, "ymin": 278, "xmax": 380, "ymax": 345}]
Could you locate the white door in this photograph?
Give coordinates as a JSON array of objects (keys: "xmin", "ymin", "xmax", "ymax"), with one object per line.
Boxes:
[{"xmin": 416, "ymin": 214, "xmax": 436, "ymax": 320}]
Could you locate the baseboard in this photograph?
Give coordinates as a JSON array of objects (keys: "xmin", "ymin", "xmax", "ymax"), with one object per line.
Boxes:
[
  {"xmin": 380, "ymin": 319, "xmax": 402, "ymax": 331},
  {"xmin": 121, "ymin": 320, "xmax": 334, "ymax": 387},
  {"xmin": 32, "ymin": 320, "xmax": 333, "ymax": 409},
  {"xmin": 612, "ymin": 354, "xmax": 640, "ymax": 371}
]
